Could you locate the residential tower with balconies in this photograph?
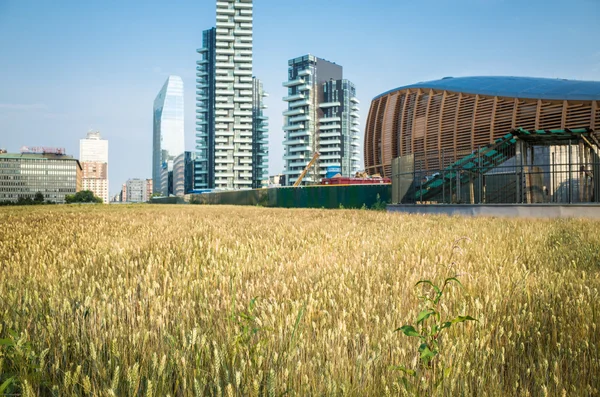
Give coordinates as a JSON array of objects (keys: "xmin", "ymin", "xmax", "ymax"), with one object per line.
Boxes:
[{"xmin": 282, "ymin": 55, "xmax": 360, "ymax": 185}]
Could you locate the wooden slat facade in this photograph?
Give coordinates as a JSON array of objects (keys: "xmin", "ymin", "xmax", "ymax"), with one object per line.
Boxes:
[{"xmin": 364, "ymin": 88, "xmax": 600, "ymax": 177}]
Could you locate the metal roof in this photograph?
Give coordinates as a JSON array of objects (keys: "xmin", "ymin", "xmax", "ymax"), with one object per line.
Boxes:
[
  {"xmin": 374, "ymin": 76, "xmax": 600, "ymax": 101},
  {"xmin": 0, "ymin": 153, "xmax": 76, "ymax": 160}
]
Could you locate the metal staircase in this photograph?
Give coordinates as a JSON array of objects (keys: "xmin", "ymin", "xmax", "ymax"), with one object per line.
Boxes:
[{"xmin": 414, "ymin": 128, "xmax": 596, "ymax": 202}]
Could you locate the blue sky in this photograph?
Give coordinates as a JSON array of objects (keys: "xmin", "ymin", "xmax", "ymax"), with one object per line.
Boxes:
[{"xmin": 0, "ymin": 0, "xmax": 598, "ymax": 195}]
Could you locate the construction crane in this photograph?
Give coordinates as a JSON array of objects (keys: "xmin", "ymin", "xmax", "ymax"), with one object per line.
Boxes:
[{"xmin": 293, "ymin": 152, "xmax": 320, "ymax": 187}]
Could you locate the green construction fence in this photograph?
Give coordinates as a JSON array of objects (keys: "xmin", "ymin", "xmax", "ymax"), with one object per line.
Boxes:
[{"xmin": 163, "ymin": 184, "xmax": 391, "ymax": 209}]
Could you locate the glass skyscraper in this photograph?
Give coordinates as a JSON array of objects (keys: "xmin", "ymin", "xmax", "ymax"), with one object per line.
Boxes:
[
  {"xmin": 153, "ymin": 75, "xmax": 184, "ymax": 194},
  {"xmin": 195, "ymin": 0, "xmax": 268, "ymax": 191}
]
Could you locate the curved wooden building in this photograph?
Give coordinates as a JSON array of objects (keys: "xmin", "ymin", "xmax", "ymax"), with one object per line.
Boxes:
[{"xmin": 365, "ymin": 76, "xmax": 600, "ymax": 176}]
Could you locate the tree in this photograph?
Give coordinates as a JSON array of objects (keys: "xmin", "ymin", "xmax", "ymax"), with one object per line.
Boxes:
[
  {"xmin": 34, "ymin": 191, "xmax": 44, "ymax": 204},
  {"xmin": 65, "ymin": 190, "xmax": 103, "ymax": 204}
]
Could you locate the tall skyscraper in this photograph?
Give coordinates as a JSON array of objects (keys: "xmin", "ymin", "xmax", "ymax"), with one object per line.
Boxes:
[
  {"xmin": 252, "ymin": 77, "xmax": 269, "ymax": 188},
  {"xmin": 195, "ymin": 0, "xmax": 265, "ymax": 191},
  {"xmin": 153, "ymin": 75, "xmax": 184, "ymax": 194},
  {"xmin": 195, "ymin": 28, "xmax": 217, "ymax": 190},
  {"xmin": 79, "ymin": 131, "xmax": 109, "ymax": 203},
  {"xmin": 282, "ymin": 55, "xmax": 360, "ymax": 185}
]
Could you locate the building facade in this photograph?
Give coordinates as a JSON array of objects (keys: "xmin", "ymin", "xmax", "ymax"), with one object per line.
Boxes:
[
  {"xmin": 145, "ymin": 179, "xmax": 153, "ymax": 201},
  {"xmin": 195, "ymin": 28, "xmax": 217, "ymax": 190},
  {"xmin": 173, "ymin": 151, "xmax": 196, "ymax": 196},
  {"xmin": 195, "ymin": 0, "xmax": 265, "ymax": 191},
  {"xmin": 252, "ymin": 77, "xmax": 268, "ymax": 188},
  {"xmin": 160, "ymin": 161, "xmax": 173, "ymax": 197},
  {"xmin": 0, "ymin": 152, "xmax": 82, "ymax": 203},
  {"xmin": 125, "ymin": 179, "xmax": 149, "ymax": 203},
  {"xmin": 153, "ymin": 76, "xmax": 184, "ymax": 194},
  {"xmin": 282, "ymin": 54, "xmax": 360, "ymax": 185},
  {"xmin": 79, "ymin": 131, "xmax": 109, "ymax": 203},
  {"xmin": 365, "ymin": 76, "xmax": 600, "ymax": 177}
]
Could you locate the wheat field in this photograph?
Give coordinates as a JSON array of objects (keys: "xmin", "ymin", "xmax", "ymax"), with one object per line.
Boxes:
[{"xmin": 0, "ymin": 205, "xmax": 599, "ymax": 396}]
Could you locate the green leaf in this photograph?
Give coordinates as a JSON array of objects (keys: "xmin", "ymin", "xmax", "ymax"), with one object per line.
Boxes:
[
  {"xmin": 395, "ymin": 325, "xmax": 421, "ymax": 338},
  {"xmin": 416, "ymin": 309, "xmax": 435, "ymax": 325},
  {"xmin": 415, "ymin": 280, "xmax": 441, "ymax": 295},
  {"xmin": 450, "ymin": 315, "xmax": 478, "ymax": 324},
  {"xmin": 443, "ymin": 277, "xmax": 463, "ymax": 289},
  {"xmin": 444, "ymin": 367, "xmax": 452, "ymax": 378},
  {"xmin": 0, "ymin": 338, "xmax": 14, "ymax": 346},
  {"xmin": 0, "ymin": 377, "xmax": 14, "ymax": 394},
  {"xmin": 419, "ymin": 345, "xmax": 437, "ymax": 363},
  {"xmin": 389, "ymin": 366, "xmax": 416, "ymax": 377}
]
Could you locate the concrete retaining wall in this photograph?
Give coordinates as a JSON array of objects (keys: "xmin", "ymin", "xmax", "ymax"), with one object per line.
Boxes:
[{"xmin": 387, "ymin": 204, "xmax": 600, "ymax": 219}]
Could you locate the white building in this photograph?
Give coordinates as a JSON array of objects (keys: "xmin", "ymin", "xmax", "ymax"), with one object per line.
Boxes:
[
  {"xmin": 213, "ymin": 0, "xmax": 254, "ymax": 190},
  {"xmin": 125, "ymin": 178, "xmax": 149, "ymax": 203},
  {"xmin": 153, "ymin": 76, "xmax": 184, "ymax": 194},
  {"xmin": 79, "ymin": 131, "xmax": 109, "ymax": 203}
]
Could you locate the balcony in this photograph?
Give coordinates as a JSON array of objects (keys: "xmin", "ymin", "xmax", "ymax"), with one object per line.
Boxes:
[
  {"xmin": 234, "ymin": 29, "xmax": 252, "ymax": 36},
  {"xmin": 234, "ymin": 56, "xmax": 253, "ymax": 63},
  {"xmin": 283, "ymin": 154, "xmax": 305, "ymax": 161},
  {"xmin": 216, "ymin": 62, "xmax": 235, "ymax": 69},
  {"xmin": 320, "ymin": 147, "xmax": 341, "ymax": 154},
  {"xmin": 234, "ymin": 2, "xmax": 253, "ymax": 9},
  {"xmin": 289, "ymin": 115, "xmax": 310, "ymax": 123},
  {"xmin": 320, "ymin": 139, "xmax": 341, "ymax": 146},
  {"xmin": 217, "ymin": 9, "xmax": 235, "ymax": 16},
  {"xmin": 234, "ymin": 15, "xmax": 253, "ymax": 22},
  {"xmin": 298, "ymin": 69, "xmax": 312, "ymax": 76},
  {"xmin": 351, "ymin": 126, "xmax": 360, "ymax": 132},
  {"xmin": 283, "ymin": 94, "xmax": 305, "ymax": 102},
  {"xmin": 319, "ymin": 101, "xmax": 340, "ymax": 108},
  {"xmin": 216, "ymin": 21, "xmax": 235, "ymax": 28},
  {"xmin": 290, "ymin": 99, "xmax": 310, "ymax": 108},
  {"xmin": 319, "ymin": 124, "xmax": 341, "ymax": 131},
  {"xmin": 289, "ymin": 145, "xmax": 311, "ymax": 153},
  {"xmin": 282, "ymin": 78, "xmax": 305, "ymax": 87},
  {"xmin": 234, "ymin": 42, "xmax": 252, "ymax": 49},
  {"xmin": 320, "ymin": 131, "xmax": 341, "ymax": 138},
  {"xmin": 350, "ymin": 97, "xmax": 360, "ymax": 104},
  {"xmin": 283, "ymin": 139, "xmax": 305, "ymax": 146},
  {"xmin": 288, "ymin": 130, "xmax": 310, "ymax": 138},
  {"xmin": 283, "ymin": 124, "xmax": 305, "ymax": 131},
  {"xmin": 319, "ymin": 116, "xmax": 340, "ymax": 123},
  {"xmin": 234, "ymin": 69, "xmax": 253, "ymax": 75},
  {"xmin": 283, "ymin": 108, "xmax": 304, "ymax": 117}
]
